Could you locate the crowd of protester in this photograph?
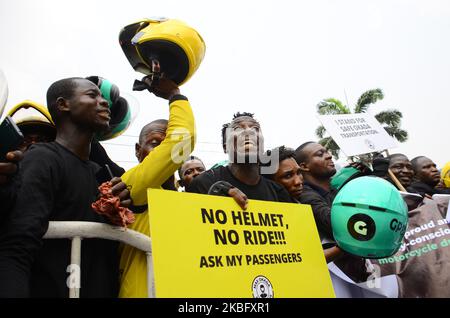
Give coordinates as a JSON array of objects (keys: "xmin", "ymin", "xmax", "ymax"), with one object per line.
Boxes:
[{"xmin": 0, "ymin": 65, "xmax": 449, "ymax": 299}]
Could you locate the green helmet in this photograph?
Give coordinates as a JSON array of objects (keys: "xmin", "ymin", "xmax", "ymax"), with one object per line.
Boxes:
[
  {"xmin": 331, "ymin": 176, "xmax": 408, "ymax": 259},
  {"xmin": 330, "ymin": 166, "xmax": 360, "ymax": 190},
  {"xmin": 211, "ymin": 159, "xmax": 229, "ymax": 169},
  {"xmin": 86, "ymin": 76, "xmax": 135, "ymax": 141}
]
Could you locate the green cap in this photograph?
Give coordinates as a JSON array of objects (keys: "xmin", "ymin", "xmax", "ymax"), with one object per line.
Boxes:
[{"xmin": 331, "ymin": 176, "xmax": 408, "ymax": 259}]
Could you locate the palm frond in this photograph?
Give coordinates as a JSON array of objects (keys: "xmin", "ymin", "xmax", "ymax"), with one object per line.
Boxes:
[
  {"xmin": 375, "ymin": 109, "xmax": 402, "ymax": 126},
  {"xmin": 354, "ymin": 88, "xmax": 384, "ymax": 113},
  {"xmin": 383, "ymin": 126, "xmax": 408, "ymax": 143},
  {"xmin": 315, "ymin": 125, "xmax": 326, "ymax": 138},
  {"xmin": 317, "ymin": 98, "xmax": 351, "ymax": 115},
  {"xmin": 318, "ymin": 136, "xmax": 341, "ymax": 159}
]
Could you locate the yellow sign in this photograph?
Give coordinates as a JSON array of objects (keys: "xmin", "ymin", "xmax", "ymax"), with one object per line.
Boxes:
[{"xmin": 147, "ymin": 189, "xmax": 335, "ymax": 298}]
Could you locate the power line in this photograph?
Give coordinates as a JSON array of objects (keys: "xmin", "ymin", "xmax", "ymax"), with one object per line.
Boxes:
[
  {"xmin": 191, "ymin": 150, "xmax": 224, "ymax": 153},
  {"xmin": 103, "ymin": 142, "xmax": 223, "ymax": 151},
  {"xmin": 196, "ymin": 141, "xmax": 221, "ymax": 145},
  {"xmin": 116, "ymin": 135, "xmax": 221, "ymax": 145},
  {"xmin": 103, "ymin": 142, "xmax": 134, "ymax": 147},
  {"xmin": 115, "ymin": 160, "xmax": 138, "ymax": 163}
]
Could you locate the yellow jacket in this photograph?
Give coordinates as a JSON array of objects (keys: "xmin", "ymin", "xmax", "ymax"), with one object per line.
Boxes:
[{"xmin": 119, "ymin": 96, "xmax": 195, "ymax": 298}]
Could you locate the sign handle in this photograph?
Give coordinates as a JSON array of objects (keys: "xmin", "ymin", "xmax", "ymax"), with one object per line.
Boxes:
[
  {"xmin": 382, "ymin": 148, "xmax": 408, "ymax": 192},
  {"xmin": 388, "ymin": 169, "xmax": 407, "ymax": 192}
]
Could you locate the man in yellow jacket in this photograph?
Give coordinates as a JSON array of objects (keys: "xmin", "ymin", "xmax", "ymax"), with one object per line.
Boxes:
[{"xmin": 119, "ymin": 77, "xmax": 195, "ymax": 297}]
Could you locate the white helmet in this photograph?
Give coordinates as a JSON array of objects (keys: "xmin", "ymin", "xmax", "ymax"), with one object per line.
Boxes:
[{"xmin": 0, "ymin": 69, "xmax": 8, "ymax": 117}]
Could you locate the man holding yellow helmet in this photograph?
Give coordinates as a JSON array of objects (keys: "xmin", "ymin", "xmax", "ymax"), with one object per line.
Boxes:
[
  {"xmin": 117, "ymin": 18, "xmax": 205, "ymax": 297},
  {"xmin": 119, "ymin": 18, "xmax": 205, "ymax": 90}
]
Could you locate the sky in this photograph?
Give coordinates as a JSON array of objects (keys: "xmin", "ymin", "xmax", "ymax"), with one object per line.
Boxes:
[{"xmin": 1, "ymin": 0, "xmax": 449, "ymax": 171}]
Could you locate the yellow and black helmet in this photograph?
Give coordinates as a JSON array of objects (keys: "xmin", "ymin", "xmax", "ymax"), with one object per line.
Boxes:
[
  {"xmin": 119, "ymin": 18, "xmax": 206, "ymax": 86},
  {"xmin": 442, "ymin": 161, "xmax": 450, "ymax": 188},
  {"xmin": 7, "ymin": 100, "xmax": 56, "ymax": 143}
]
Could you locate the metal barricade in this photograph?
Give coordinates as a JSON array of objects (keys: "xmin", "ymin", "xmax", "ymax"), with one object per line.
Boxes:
[{"xmin": 43, "ymin": 221, "xmax": 154, "ymax": 298}]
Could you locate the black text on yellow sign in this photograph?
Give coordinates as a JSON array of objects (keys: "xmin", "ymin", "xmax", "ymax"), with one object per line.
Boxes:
[
  {"xmin": 147, "ymin": 189, "xmax": 335, "ymax": 297},
  {"xmin": 200, "ymin": 208, "xmax": 302, "ymax": 268}
]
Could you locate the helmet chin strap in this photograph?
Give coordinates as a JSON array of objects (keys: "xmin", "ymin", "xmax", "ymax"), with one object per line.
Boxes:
[{"xmin": 133, "ymin": 59, "xmax": 162, "ymax": 92}]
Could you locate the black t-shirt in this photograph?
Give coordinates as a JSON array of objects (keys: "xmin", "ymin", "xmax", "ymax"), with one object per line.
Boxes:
[
  {"xmin": 0, "ymin": 142, "xmax": 119, "ymax": 297},
  {"xmin": 298, "ymin": 182, "xmax": 368, "ymax": 283},
  {"xmin": 298, "ymin": 182, "xmax": 338, "ymax": 240},
  {"xmin": 186, "ymin": 165, "xmax": 293, "ymax": 203},
  {"xmin": 89, "ymin": 139, "xmax": 125, "ymax": 183},
  {"xmin": 0, "ymin": 174, "xmax": 20, "ymax": 225}
]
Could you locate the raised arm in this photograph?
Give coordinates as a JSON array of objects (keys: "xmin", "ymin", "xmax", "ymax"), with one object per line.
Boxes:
[{"xmin": 122, "ymin": 78, "xmax": 196, "ymax": 205}]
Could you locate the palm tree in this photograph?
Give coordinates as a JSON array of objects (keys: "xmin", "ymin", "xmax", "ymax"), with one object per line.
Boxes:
[{"xmin": 315, "ymin": 88, "xmax": 408, "ymax": 161}]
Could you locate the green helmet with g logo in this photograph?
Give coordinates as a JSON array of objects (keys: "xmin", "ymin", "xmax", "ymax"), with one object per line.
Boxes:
[{"xmin": 331, "ymin": 176, "xmax": 408, "ymax": 258}]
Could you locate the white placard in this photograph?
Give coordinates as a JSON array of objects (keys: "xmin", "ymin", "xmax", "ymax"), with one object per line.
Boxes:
[{"xmin": 317, "ymin": 113, "xmax": 398, "ymax": 157}]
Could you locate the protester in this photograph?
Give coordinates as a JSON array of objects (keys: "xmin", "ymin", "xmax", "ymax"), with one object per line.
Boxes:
[
  {"xmin": 8, "ymin": 97, "xmax": 124, "ymax": 183},
  {"xmin": 119, "ymin": 75, "xmax": 195, "ymax": 298},
  {"xmin": 294, "ymin": 141, "xmax": 369, "ymax": 285},
  {"xmin": 90, "ymin": 139, "xmax": 125, "ymax": 182},
  {"xmin": 372, "ymin": 195, "xmax": 450, "ymax": 297},
  {"xmin": 408, "ymin": 156, "xmax": 450, "ymax": 196},
  {"xmin": 85, "ymin": 76, "xmax": 131, "ymax": 181},
  {"xmin": 347, "ymin": 156, "xmax": 450, "ymax": 297},
  {"xmin": 386, "ymin": 154, "xmax": 414, "ymax": 189},
  {"xmin": 0, "ymin": 150, "xmax": 23, "ymax": 224},
  {"xmin": 0, "ymin": 151, "xmax": 23, "ymax": 185},
  {"xmin": 294, "ymin": 142, "xmax": 338, "ymax": 239},
  {"xmin": 261, "ymin": 146, "xmax": 303, "ymax": 200},
  {"xmin": 262, "ymin": 145, "xmax": 344, "ymax": 263},
  {"xmin": 0, "ymin": 77, "xmax": 131, "ymax": 297},
  {"xmin": 186, "ymin": 112, "xmax": 293, "ymax": 206},
  {"xmin": 177, "ymin": 155, "xmax": 205, "ymax": 188},
  {"xmin": 7, "ymin": 100, "xmax": 56, "ymax": 153}
]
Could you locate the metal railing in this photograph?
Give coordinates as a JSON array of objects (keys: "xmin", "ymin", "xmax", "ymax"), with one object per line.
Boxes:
[{"xmin": 43, "ymin": 221, "xmax": 154, "ymax": 298}]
